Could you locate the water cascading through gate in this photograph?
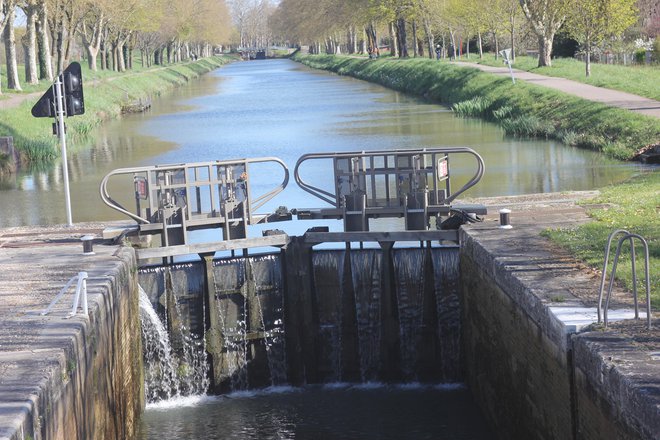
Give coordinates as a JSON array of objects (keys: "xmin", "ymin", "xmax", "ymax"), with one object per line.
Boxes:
[
  {"xmin": 137, "ymin": 245, "xmax": 463, "ymax": 399},
  {"xmin": 138, "ymin": 264, "xmax": 210, "ymax": 402}
]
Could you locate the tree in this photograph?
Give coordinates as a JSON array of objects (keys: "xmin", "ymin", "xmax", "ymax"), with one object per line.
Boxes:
[
  {"xmin": 3, "ymin": 0, "xmax": 22, "ymax": 91},
  {"xmin": 565, "ymin": 0, "xmax": 637, "ymax": 76},
  {"xmin": 79, "ymin": 0, "xmax": 105, "ymax": 71},
  {"xmin": 19, "ymin": 0, "xmax": 39, "ymax": 84},
  {"xmin": 35, "ymin": 0, "xmax": 53, "ymax": 80},
  {"xmin": 519, "ymin": 0, "xmax": 568, "ymax": 66}
]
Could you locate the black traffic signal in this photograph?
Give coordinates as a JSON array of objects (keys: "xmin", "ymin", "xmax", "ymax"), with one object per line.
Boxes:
[
  {"xmin": 31, "ymin": 62, "xmax": 85, "ymax": 118},
  {"xmin": 63, "ymin": 62, "xmax": 84, "ymax": 116}
]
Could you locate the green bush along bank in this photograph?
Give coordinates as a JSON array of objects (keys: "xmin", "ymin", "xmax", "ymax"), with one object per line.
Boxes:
[
  {"xmin": 0, "ymin": 56, "xmax": 232, "ymax": 165},
  {"xmin": 293, "ymin": 53, "xmax": 659, "ymax": 161}
]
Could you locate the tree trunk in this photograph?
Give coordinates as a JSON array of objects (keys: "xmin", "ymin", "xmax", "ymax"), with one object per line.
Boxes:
[
  {"xmin": 466, "ymin": 37, "xmax": 470, "ymax": 59},
  {"xmin": 389, "ymin": 21, "xmax": 398, "ymax": 57},
  {"xmin": 412, "ymin": 20, "xmax": 418, "ymax": 57},
  {"xmin": 442, "ymin": 34, "xmax": 446, "ymax": 59},
  {"xmin": 510, "ymin": 22, "xmax": 516, "ymax": 62},
  {"xmin": 494, "ymin": 33, "xmax": 499, "ymax": 59},
  {"xmin": 478, "ymin": 33, "xmax": 483, "ymax": 59},
  {"xmin": 121, "ymin": 44, "xmax": 128, "ymax": 70},
  {"xmin": 36, "ymin": 8, "xmax": 53, "ymax": 80},
  {"xmin": 81, "ymin": 17, "xmax": 103, "ymax": 71},
  {"xmin": 4, "ymin": 9, "xmax": 22, "ymax": 91},
  {"xmin": 55, "ymin": 28, "xmax": 66, "ymax": 73},
  {"xmin": 360, "ymin": 29, "xmax": 367, "ymax": 54},
  {"xmin": 395, "ymin": 17, "xmax": 408, "ymax": 58},
  {"xmin": 538, "ymin": 35, "xmax": 552, "ymax": 67},
  {"xmin": 117, "ymin": 42, "xmax": 126, "ymax": 71},
  {"xmin": 366, "ymin": 23, "xmax": 379, "ymax": 58},
  {"xmin": 423, "ymin": 18, "xmax": 434, "ymax": 59},
  {"xmin": 101, "ymin": 42, "xmax": 107, "ymax": 69},
  {"xmin": 585, "ymin": 39, "xmax": 591, "ymax": 77},
  {"xmin": 449, "ymin": 29, "xmax": 457, "ymax": 60},
  {"xmin": 112, "ymin": 44, "xmax": 118, "ymax": 71},
  {"xmin": 23, "ymin": 6, "xmax": 39, "ymax": 84}
]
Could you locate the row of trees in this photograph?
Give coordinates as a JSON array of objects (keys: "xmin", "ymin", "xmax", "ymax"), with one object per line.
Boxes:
[
  {"xmin": 270, "ymin": 0, "xmax": 651, "ymax": 76},
  {"xmin": 230, "ymin": 0, "xmax": 275, "ymax": 49},
  {"xmin": 0, "ymin": 0, "xmax": 232, "ymax": 93}
]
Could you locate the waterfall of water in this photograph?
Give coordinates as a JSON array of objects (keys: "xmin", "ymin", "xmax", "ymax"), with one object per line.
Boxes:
[
  {"xmin": 139, "ymin": 246, "xmax": 462, "ymax": 394},
  {"xmin": 139, "ymin": 282, "xmax": 209, "ymax": 403},
  {"xmin": 251, "ymin": 255, "xmax": 287, "ymax": 387},
  {"xmin": 139, "ymin": 286, "xmax": 181, "ymax": 402},
  {"xmin": 350, "ymin": 250, "xmax": 382, "ymax": 383},
  {"xmin": 211, "ymin": 255, "xmax": 287, "ymax": 391},
  {"xmin": 312, "ymin": 250, "xmax": 346, "ymax": 383}
]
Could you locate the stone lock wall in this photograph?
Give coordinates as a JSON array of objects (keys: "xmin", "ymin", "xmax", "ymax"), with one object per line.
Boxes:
[
  {"xmin": 19, "ymin": 247, "xmax": 144, "ymax": 440},
  {"xmin": 459, "ymin": 225, "xmax": 659, "ymax": 440},
  {"xmin": 460, "ymin": 252, "xmax": 574, "ymax": 440}
]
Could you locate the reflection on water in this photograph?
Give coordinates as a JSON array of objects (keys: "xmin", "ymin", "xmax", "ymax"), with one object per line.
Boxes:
[
  {"xmin": 0, "ymin": 59, "xmax": 646, "ymax": 228},
  {"xmin": 137, "ymin": 384, "xmax": 494, "ymax": 440}
]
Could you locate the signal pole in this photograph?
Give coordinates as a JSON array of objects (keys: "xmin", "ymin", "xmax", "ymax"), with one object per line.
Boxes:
[
  {"xmin": 54, "ymin": 74, "xmax": 73, "ymax": 227},
  {"xmin": 32, "ymin": 62, "xmax": 84, "ymax": 228}
]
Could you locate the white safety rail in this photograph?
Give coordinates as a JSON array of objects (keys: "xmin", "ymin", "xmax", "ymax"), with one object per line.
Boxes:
[{"xmin": 41, "ymin": 272, "xmax": 89, "ymax": 318}]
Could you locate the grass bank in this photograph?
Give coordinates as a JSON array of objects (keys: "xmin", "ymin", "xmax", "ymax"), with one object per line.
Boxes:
[
  {"xmin": 543, "ymin": 172, "xmax": 659, "ymax": 307},
  {"xmin": 0, "ymin": 56, "xmax": 232, "ymax": 165},
  {"xmin": 465, "ymin": 54, "xmax": 660, "ymax": 101},
  {"xmin": 293, "ymin": 53, "xmax": 659, "ymax": 161}
]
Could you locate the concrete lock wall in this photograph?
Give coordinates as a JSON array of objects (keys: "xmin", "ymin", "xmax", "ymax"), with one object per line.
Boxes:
[
  {"xmin": 460, "ymin": 240, "xmax": 574, "ymax": 439},
  {"xmin": 12, "ymin": 248, "xmax": 143, "ymax": 440},
  {"xmin": 459, "ymin": 226, "xmax": 658, "ymax": 440},
  {"xmin": 572, "ymin": 331, "xmax": 660, "ymax": 439}
]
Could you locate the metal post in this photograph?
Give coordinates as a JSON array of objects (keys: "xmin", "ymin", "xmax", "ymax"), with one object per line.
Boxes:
[
  {"xmin": 500, "ymin": 49, "xmax": 515, "ymax": 85},
  {"xmin": 54, "ymin": 76, "xmax": 73, "ymax": 227}
]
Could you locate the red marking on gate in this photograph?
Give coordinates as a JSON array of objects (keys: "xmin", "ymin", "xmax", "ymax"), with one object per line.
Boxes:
[{"xmin": 438, "ymin": 159, "xmax": 448, "ymax": 178}]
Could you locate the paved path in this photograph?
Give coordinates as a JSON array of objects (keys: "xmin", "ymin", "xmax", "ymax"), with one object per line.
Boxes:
[{"xmin": 452, "ymin": 62, "xmax": 660, "ymax": 119}]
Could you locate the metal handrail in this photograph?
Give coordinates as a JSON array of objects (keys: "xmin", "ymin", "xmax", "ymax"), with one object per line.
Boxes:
[
  {"xmin": 100, "ymin": 157, "xmax": 289, "ymax": 225},
  {"xmin": 293, "ymin": 147, "xmax": 485, "ymax": 207},
  {"xmin": 598, "ymin": 231, "xmax": 652, "ymax": 330},
  {"xmin": 41, "ymin": 272, "xmax": 89, "ymax": 317}
]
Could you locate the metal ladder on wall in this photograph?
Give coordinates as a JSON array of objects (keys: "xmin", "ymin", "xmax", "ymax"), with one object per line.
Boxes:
[{"xmin": 597, "ymin": 229, "xmax": 652, "ymax": 330}]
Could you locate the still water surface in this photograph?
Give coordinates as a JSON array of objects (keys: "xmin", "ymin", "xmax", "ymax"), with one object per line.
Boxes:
[
  {"xmin": 137, "ymin": 384, "xmax": 493, "ymax": 440},
  {"xmin": 0, "ymin": 59, "xmax": 643, "ymax": 228}
]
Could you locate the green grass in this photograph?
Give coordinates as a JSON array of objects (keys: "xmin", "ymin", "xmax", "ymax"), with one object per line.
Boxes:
[
  {"xmin": 0, "ymin": 56, "xmax": 233, "ymax": 165},
  {"xmin": 0, "ymin": 54, "xmax": 172, "ymax": 93},
  {"xmin": 293, "ymin": 53, "xmax": 660, "ymax": 160},
  {"xmin": 465, "ymin": 54, "xmax": 660, "ymax": 101},
  {"xmin": 542, "ymin": 172, "xmax": 659, "ymax": 308}
]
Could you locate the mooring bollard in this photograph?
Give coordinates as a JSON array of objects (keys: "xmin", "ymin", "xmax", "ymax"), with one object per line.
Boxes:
[
  {"xmin": 81, "ymin": 235, "xmax": 95, "ymax": 255},
  {"xmin": 499, "ymin": 209, "xmax": 512, "ymax": 229}
]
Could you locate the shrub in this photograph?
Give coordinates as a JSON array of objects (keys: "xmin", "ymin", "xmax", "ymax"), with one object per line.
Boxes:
[
  {"xmin": 500, "ymin": 115, "xmax": 555, "ymax": 138},
  {"xmin": 452, "ymin": 97, "xmax": 492, "ymax": 117}
]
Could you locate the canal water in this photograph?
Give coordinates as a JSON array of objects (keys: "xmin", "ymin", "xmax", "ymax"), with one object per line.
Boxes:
[
  {"xmin": 0, "ymin": 58, "xmax": 643, "ymax": 228},
  {"xmin": 137, "ymin": 385, "xmax": 492, "ymax": 440}
]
